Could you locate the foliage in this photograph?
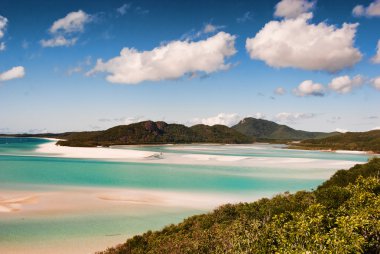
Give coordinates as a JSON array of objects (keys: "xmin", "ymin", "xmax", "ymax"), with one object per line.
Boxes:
[
  {"xmin": 98, "ymin": 158, "xmax": 380, "ymax": 254},
  {"xmin": 232, "ymin": 117, "xmax": 336, "ymax": 141},
  {"xmin": 56, "ymin": 121, "xmax": 253, "ymax": 147},
  {"xmin": 292, "ymin": 130, "xmax": 380, "ymax": 153}
]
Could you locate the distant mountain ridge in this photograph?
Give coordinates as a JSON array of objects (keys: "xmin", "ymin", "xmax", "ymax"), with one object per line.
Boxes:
[
  {"xmin": 56, "ymin": 121, "xmax": 253, "ymax": 147},
  {"xmin": 291, "ymin": 130, "xmax": 380, "ymax": 153},
  {"xmin": 232, "ymin": 117, "xmax": 337, "ymax": 141}
]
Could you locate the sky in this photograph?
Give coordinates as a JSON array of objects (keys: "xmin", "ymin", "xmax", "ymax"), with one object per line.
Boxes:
[{"xmin": 0, "ymin": 0, "xmax": 379, "ymax": 133}]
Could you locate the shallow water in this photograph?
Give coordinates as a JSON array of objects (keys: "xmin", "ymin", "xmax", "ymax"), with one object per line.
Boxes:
[{"xmin": 0, "ymin": 138, "xmax": 371, "ymax": 253}]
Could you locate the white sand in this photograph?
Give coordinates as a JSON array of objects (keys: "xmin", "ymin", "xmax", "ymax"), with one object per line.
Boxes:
[
  {"xmin": 182, "ymin": 154, "xmax": 250, "ymax": 162},
  {"xmin": 0, "ymin": 195, "xmax": 38, "ymax": 213},
  {"xmin": 34, "ymin": 140, "xmax": 365, "ymax": 170},
  {"xmin": 35, "ymin": 141, "xmax": 159, "ymax": 159},
  {"xmin": 335, "ymin": 150, "xmax": 368, "ymax": 154},
  {"xmin": 0, "ymin": 186, "xmax": 254, "ymax": 215}
]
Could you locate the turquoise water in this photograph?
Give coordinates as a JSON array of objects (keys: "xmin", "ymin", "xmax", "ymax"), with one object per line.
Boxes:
[
  {"xmin": 123, "ymin": 144, "xmax": 370, "ymax": 162},
  {"xmin": 0, "ymin": 138, "xmax": 371, "ymax": 253},
  {"xmin": 0, "ymin": 155, "xmax": 323, "ymax": 193}
]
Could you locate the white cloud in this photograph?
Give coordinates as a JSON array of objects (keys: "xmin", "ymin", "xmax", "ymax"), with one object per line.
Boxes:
[
  {"xmin": 372, "ymin": 40, "xmax": 380, "ymax": 64},
  {"xmin": 274, "ymin": 0, "xmax": 315, "ymax": 19},
  {"xmin": 66, "ymin": 56, "xmax": 92, "ymax": 75},
  {"xmin": 183, "ymin": 24, "xmax": 225, "ymax": 41},
  {"xmin": 293, "ymin": 80, "xmax": 325, "ymax": 97},
  {"xmin": 40, "ymin": 36, "xmax": 77, "ymax": 47},
  {"xmin": 372, "ymin": 76, "xmax": 380, "ymax": 90},
  {"xmin": 335, "ymin": 128, "xmax": 348, "ymax": 133},
  {"xmin": 328, "ymin": 75, "xmax": 365, "ymax": 94},
  {"xmin": 372, "ymin": 126, "xmax": 380, "ymax": 130},
  {"xmin": 124, "ymin": 116, "xmax": 149, "ymax": 125},
  {"xmin": 41, "ymin": 10, "xmax": 91, "ymax": 48},
  {"xmin": 98, "ymin": 116, "xmax": 160, "ymax": 126},
  {"xmin": 0, "ymin": 15, "xmax": 7, "ymax": 39},
  {"xmin": 275, "ymin": 112, "xmax": 315, "ymax": 123},
  {"xmin": 0, "ymin": 15, "xmax": 8, "ymax": 51},
  {"xmin": 88, "ymin": 31, "xmax": 236, "ymax": 84},
  {"xmin": 191, "ymin": 113, "xmax": 241, "ymax": 127},
  {"xmin": 0, "ymin": 66, "xmax": 25, "ymax": 82},
  {"xmin": 246, "ymin": 13, "xmax": 362, "ymax": 72},
  {"xmin": 252, "ymin": 112, "xmax": 266, "ymax": 119},
  {"xmin": 67, "ymin": 66, "xmax": 82, "ymax": 76},
  {"xmin": 353, "ymin": 0, "xmax": 380, "ymax": 17},
  {"xmin": 117, "ymin": 3, "xmax": 131, "ymax": 15},
  {"xmin": 274, "ymin": 87, "xmax": 286, "ymax": 95},
  {"xmin": 203, "ymin": 24, "xmax": 218, "ymax": 33},
  {"xmin": 50, "ymin": 10, "xmax": 90, "ymax": 34},
  {"xmin": 237, "ymin": 11, "xmax": 253, "ymax": 23},
  {"xmin": 352, "ymin": 5, "xmax": 365, "ymax": 16}
]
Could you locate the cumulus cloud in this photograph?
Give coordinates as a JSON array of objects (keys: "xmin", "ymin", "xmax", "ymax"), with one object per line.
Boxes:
[
  {"xmin": 0, "ymin": 66, "xmax": 25, "ymax": 82},
  {"xmin": 372, "ymin": 76, "xmax": 380, "ymax": 90},
  {"xmin": 41, "ymin": 10, "xmax": 91, "ymax": 48},
  {"xmin": 0, "ymin": 42, "xmax": 5, "ymax": 51},
  {"xmin": 191, "ymin": 113, "xmax": 241, "ymax": 127},
  {"xmin": 293, "ymin": 80, "xmax": 325, "ymax": 97},
  {"xmin": 274, "ymin": 87, "xmax": 286, "ymax": 95},
  {"xmin": 246, "ymin": 13, "xmax": 362, "ymax": 72},
  {"xmin": 372, "ymin": 40, "xmax": 380, "ymax": 64},
  {"xmin": 328, "ymin": 75, "xmax": 365, "ymax": 94},
  {"xmin": 88, "ymin": 31, "xmax": 236, "ymax": 84},
  {"xmin": 50, "ymin": 10, "xmax": 90, "ymax": 34},
  {"xmin": 275, "ymin": 112, "xmax": 316, "ymax": 123},
  {"xmin": 40, "ymin": 36, "xmax": 77, "ymax": 48},
  {"xmin": 353, "ymin": 0, "xmax": 380, "ymax": 17},
  {"xmin": 274, "ymin": 0, "xmax": 315, "ymax": 19}
]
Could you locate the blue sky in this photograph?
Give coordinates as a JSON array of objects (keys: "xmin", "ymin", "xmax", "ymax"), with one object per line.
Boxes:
[{"xmin": 0, "ymin": 0, "xmax": 379, "ymax": 133}]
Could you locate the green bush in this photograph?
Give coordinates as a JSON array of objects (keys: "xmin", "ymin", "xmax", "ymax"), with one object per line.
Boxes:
[{"xmin": 98, "ymin": 158, "xmax": 380, "ymax": 254}]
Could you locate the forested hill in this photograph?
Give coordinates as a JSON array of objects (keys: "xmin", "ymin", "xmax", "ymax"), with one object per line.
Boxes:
[
  {"xmin": 232, "ymin": 117, "xmax": 337, "ymax": 141},
  {"xmin": 56, "ymin": 121, "xmax": 253, "ymax": 147},
  {"xmin": 98, "ymin": 158, "xmax": 380, "ymax": 254},
  {"xmin": 291, "ymin": 130, "xmax": 380, "ymax": 153}
]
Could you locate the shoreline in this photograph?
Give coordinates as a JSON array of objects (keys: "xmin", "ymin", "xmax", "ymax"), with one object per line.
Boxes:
[{"xmin": 31, "ymin": 140, "xmax": 368, "ymax": 170}]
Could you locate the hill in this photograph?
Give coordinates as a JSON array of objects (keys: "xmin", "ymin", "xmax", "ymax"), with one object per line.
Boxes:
[
  {"xmin": 56, "ymin": 121, "xmax": 253, "ymax": 147},
  {"xmin": 291, "ymin": 129, "xmax": 380, "ymax": 153},
  {"xmin": 232, "ymin": 117, "xmax": 336, "ymax": 141},
  {"xmin": 98, "ymin": 158, "xmax": 380, "ymax": 254}
]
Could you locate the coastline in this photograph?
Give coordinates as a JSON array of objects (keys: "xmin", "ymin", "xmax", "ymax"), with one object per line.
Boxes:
[{"xmin": 32, "ymin": 140, "xmax": 367, "ymax": 170}]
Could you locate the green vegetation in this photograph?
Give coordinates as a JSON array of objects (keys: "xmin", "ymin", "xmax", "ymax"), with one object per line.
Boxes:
[
  {"xmin": 56, "ymin": 121, "xmax": 253, "ymax": 147},
  {"xmin": 232, "ymin": 117, "xmax": 337, "ymax": 141},
  {"xmin": 291, "ymin": 130, "xmax": 380, "ymax": 153},
  {"xmin": 98, "ymin": 158, "xmax": 380, "ymax": 254}
]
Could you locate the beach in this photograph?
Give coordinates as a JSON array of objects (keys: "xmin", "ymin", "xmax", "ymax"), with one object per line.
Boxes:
[
  {"xmin": 34, "ymin": 140, "xmax": 366, "ymax": 171},
  {"xmin": 0, "ymin": 138, "xmax": 372, "ymax": 254}
]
